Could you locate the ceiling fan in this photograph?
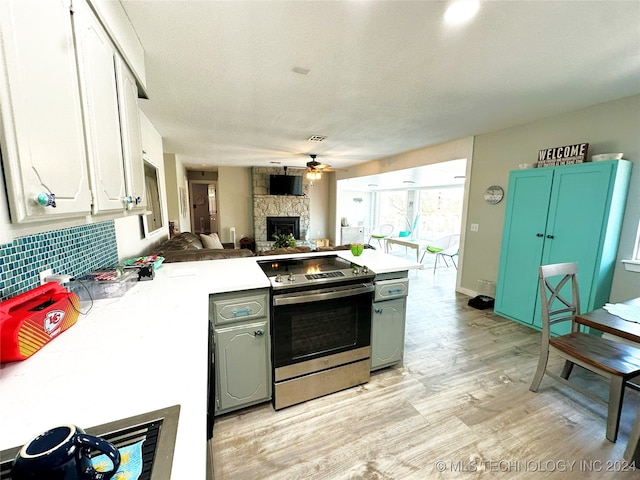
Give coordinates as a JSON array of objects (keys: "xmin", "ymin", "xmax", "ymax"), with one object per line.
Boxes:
[{"xmin": 305, "ymin": 154, "xmax": 337, "ymax": 180}]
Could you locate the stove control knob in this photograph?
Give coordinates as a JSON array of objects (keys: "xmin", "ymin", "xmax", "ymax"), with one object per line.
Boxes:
[
  {"xmin": 352, "ymin": 267, "xmax": 360, "ymax": 275},
  {"xmin": 275, "ymin": 274, "xmax": 283, "ymax": 283},
  {"xmin": 362, "ymin": 266, "xmax": 369, "ymax": 274},
  {"xmin": 288, "ymin": 273, "xmax": 295, "ymax": 282}
]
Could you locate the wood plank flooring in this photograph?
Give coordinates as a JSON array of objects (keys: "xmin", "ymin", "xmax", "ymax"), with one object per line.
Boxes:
[{"xmin": 211, "ymin": 261, "xmax": 640, "ymax": 479}]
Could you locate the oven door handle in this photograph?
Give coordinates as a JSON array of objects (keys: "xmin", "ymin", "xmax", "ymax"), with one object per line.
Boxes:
[{"xmin": 273, "ymin": 284, "xmax": 374, "ymax": 306}]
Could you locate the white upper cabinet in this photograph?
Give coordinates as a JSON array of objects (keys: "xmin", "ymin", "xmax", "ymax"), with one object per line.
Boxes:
[
  {"xmin": 0, "ymin": 0, "xmax": 91, "ymax": 222},
  {"xmin": 73, "ymin": 0, "xmax": 126, "ymax": 213},
  {"xmin": 117, "ymin": 57, "xmax": 146, "ymax": 210}
]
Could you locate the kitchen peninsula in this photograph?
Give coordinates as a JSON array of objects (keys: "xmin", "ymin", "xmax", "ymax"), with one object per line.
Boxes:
[{"xmin": 0, "ymin": 249, "xmax": 419, "ymax": 478}]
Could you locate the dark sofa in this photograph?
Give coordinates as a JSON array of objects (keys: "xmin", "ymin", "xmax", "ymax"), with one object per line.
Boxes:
[
  {"xmin": 153, "ymin": 232, "xmax": 374, "ymax": 263},
  {"xmin": 153, "ymin": 232, "xmax": 254, "ymax": 263}
]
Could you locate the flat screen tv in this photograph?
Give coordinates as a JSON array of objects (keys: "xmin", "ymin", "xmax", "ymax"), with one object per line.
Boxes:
[{"xmin": 270, "ymin": 175, "xmax": 303, "ymax": 196}]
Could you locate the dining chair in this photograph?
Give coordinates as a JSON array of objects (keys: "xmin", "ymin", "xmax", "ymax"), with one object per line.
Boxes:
[
  {"xmin": 529, "ymin": 262, "xmax": 640, "ymax": 442},
  {"xmin": 419, "ymin": 234, "xmax": 459, "ymax": 273},
  {"xmin": 368, "ymin": 224, "xmax": 394, "ymax": 248}
]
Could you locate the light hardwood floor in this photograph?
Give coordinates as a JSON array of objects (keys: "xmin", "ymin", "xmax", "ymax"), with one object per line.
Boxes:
[{"xmin": 211, "ymin": 260, "xmax": 640, "ymax": 479}]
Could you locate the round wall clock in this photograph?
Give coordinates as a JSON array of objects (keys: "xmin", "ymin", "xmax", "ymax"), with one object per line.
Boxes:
[{"xmin": 484, "ymin": 185, "xmax": 504, "ymax": 204}]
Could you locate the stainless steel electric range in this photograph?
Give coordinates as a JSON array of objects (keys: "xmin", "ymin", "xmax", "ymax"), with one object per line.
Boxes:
[{"xmin": 257, "ymin": 255, "xmax": 375, "ymax": 409}]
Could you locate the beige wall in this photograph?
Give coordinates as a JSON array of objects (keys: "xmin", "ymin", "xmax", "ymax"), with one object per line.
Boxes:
[
  {"xmin": 163, "ymin": 153, "xmax": 180, "ymax": 228},
  {"xmin": 163, "ymin": 153, "xmax": 190, "ymax": 232},
  {"xmin": 463, "ymin": 95, "xmax": 640, "ymax": 301},
  {"xmin": 308, "ymin": 174, "xmax": 330, "ymax": 241},
  {"xmin": 218, "ymin": 166, "xmax": 252, "ymax": 244}
]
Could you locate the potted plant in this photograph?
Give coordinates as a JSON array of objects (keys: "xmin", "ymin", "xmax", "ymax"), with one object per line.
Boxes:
[{"xmin": 272, "ymin": 233, "xmax": 297, "ymax": 249}]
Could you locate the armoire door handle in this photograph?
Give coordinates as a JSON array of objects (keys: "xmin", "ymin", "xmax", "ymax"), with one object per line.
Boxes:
[
  {"xmin": 536, "ymin": 233, "xmax": 544, "ymax": 237},
  {"xmin": 546, "ymin": 235, "xmax": 555, "ymax": 239}
]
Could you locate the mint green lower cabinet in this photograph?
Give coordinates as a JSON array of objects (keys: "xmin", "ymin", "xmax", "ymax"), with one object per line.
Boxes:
[
  {"xmin": 215, "ymin": 320, "xmax": 270, "ymax": 413},
  {"xmin": 210, "ymin": 289, "xmax": 271, "ymax": 415},
  {"xmin": 371, "ymin": 298, "xmax": 406, "ymax": 370},
  {"xmin": 495, "ymin": 160, "xmax": 632, "ymax": 335}
]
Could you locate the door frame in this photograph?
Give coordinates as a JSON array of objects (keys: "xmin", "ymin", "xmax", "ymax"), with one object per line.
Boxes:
[{"xmin": 189, "ymin": 179, "xmax": 219, "ymax": 235}]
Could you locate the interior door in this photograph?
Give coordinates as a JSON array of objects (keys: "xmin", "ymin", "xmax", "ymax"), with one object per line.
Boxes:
[{"xmin": 494, "ymin": 169, "xmax": 554, "ymax": 324}]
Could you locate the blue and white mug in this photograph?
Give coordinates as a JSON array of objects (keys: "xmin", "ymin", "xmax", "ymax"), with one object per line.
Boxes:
[{"xmin": 11, "ymin": 424, "xmax": 120, "ymax": 480}]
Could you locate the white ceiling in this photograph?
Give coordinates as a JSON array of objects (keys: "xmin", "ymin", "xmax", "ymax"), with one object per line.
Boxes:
[{"xmin": 121, "ymin": 0, "xmax": 640, "ymax": 175}]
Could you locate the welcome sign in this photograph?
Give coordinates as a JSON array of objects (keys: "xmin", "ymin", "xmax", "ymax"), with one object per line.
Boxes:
[{"xmin": 537, "ymin": 143, "xmax": 589, "ymax": 167}]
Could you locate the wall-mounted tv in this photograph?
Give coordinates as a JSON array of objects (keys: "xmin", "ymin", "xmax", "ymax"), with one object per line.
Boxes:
[{"xmin": 270, "ymin": 175, "xmax": 303, "ymax": 196}]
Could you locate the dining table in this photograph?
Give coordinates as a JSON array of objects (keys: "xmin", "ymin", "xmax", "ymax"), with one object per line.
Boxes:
[
  {"xmin": 574, "ymin": 297, "xmax": 640, "ymax": 463},
  {"xmin": 384, "ymin": 237, "xmax": 428, "ymax": 263}
]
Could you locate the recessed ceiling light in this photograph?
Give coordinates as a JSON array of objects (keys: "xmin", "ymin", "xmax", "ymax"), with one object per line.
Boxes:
[{"xmin": 444, "ymin": 0, "xmax": 480, "ymax": 25}]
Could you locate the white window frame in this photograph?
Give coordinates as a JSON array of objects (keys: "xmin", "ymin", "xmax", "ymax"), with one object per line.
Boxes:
[{"xmin": 622, "ymin": 218, "xmax": 640, "ymax": 272}]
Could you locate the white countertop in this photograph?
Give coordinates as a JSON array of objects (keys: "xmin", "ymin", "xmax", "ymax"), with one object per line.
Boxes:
[{"xmin": 0, "ymin": 250, "xmax": 419, "ymax": 476}]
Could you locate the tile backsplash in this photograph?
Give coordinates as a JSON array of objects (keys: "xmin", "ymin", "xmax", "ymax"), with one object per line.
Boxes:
[{"xmin": 0, "ymin": 221, "xmax": 118, "ymax": 301}]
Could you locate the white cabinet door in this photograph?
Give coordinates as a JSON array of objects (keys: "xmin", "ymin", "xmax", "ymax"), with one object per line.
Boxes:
[
  {"xmin": 73, "ymin": 0, "xmax": 126, "ymax": 213},
  {"xmin": 0, "ymin": 0, "xmax": 91, "ymax": 222},
  {"xmin": 117, "ymin": 58, "xmax": 146, "ymax": 210}
]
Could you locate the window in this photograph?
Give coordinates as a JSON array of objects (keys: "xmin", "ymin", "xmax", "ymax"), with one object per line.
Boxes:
[
  {"xmin": 374, "ymin": 186, "xmax": 464, "ymax": 241},
  {"xmin": 415, "ymin": 187, "xmax": 463, "ymax": 240},
  {"xmin": 377, "ymin": 190, "xmax": 408, "ymax": 235},
  {"xmin": 634, "ymin": 219, "xmax": 640, "ymax": 261},
  {"xmin": 623, "ymin": 218, "xmax": 640, "ymax": 272},
  {"xmin": 142, "ymin": 160, "xmax": 164, "ymax": 236}
]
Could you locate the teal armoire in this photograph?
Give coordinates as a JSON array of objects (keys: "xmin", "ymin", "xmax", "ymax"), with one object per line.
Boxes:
[{"xmin": 494, "ymin": 160, "xmax": 632, "ymax": 335}]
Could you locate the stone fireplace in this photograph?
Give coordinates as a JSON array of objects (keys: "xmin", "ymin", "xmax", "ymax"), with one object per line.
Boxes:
[{"xmin": 252, "ymin": 167, "xmax": 310, "ymax": 250}]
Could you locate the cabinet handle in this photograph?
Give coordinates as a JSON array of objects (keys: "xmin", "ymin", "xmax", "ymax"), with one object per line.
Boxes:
[
  {"xmin": 536, "ymin": 233, "xmax": 544, "ymax": 237},
  {"xmin": 374, "ymin": 307, "xmax": 383, "ymax": 314},
  {"xmin": 546, "ymin": 234, "xmax": 555, "ymax": 239},
  {"xmin": 253, "ymin": 329, "xmax": 265, "ymax": 336},
  {"xmin": 387, "ymin": 288, "xmax": 403, "ymax": 295},
  {"xmin": 36, "ymin": 192, "xmax": 56, "ymax": 208},
  {"xmin": 124, "ymin": 196, "xmax": 142, "ymax": 209},
  {"xmin": 233, "ymin": 308, "xmax": 252, "ymax": 317}
]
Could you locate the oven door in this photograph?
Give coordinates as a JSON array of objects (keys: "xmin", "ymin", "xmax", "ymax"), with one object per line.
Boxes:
[{"xmin": 271, "ymin": 282, "xmax": 374, "ymax": 368}]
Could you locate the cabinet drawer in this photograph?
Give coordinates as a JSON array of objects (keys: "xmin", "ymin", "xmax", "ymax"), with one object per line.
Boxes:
[
  {"xmin": 211, "ymin": 293, "xmax": 267, "ymax": 325},
  {"xmin": 374, "ymin": 279, "xmax": 409, "ymax": 301}
]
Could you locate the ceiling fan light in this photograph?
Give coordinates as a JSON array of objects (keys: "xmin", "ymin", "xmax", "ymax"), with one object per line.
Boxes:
[{"xmin": 306, "ymin": 170, "xmax": 321, "ymax": 180}]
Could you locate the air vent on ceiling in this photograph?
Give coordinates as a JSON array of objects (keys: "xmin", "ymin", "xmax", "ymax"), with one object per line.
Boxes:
[{"xmin": 307, "ymin": 135, "xmax": 327, "ymax": 142}]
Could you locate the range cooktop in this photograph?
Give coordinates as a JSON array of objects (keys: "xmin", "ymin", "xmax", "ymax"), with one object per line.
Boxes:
[{"xmin": 257, "ymin": 255, "xmax": 374, "ymax": 290}]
